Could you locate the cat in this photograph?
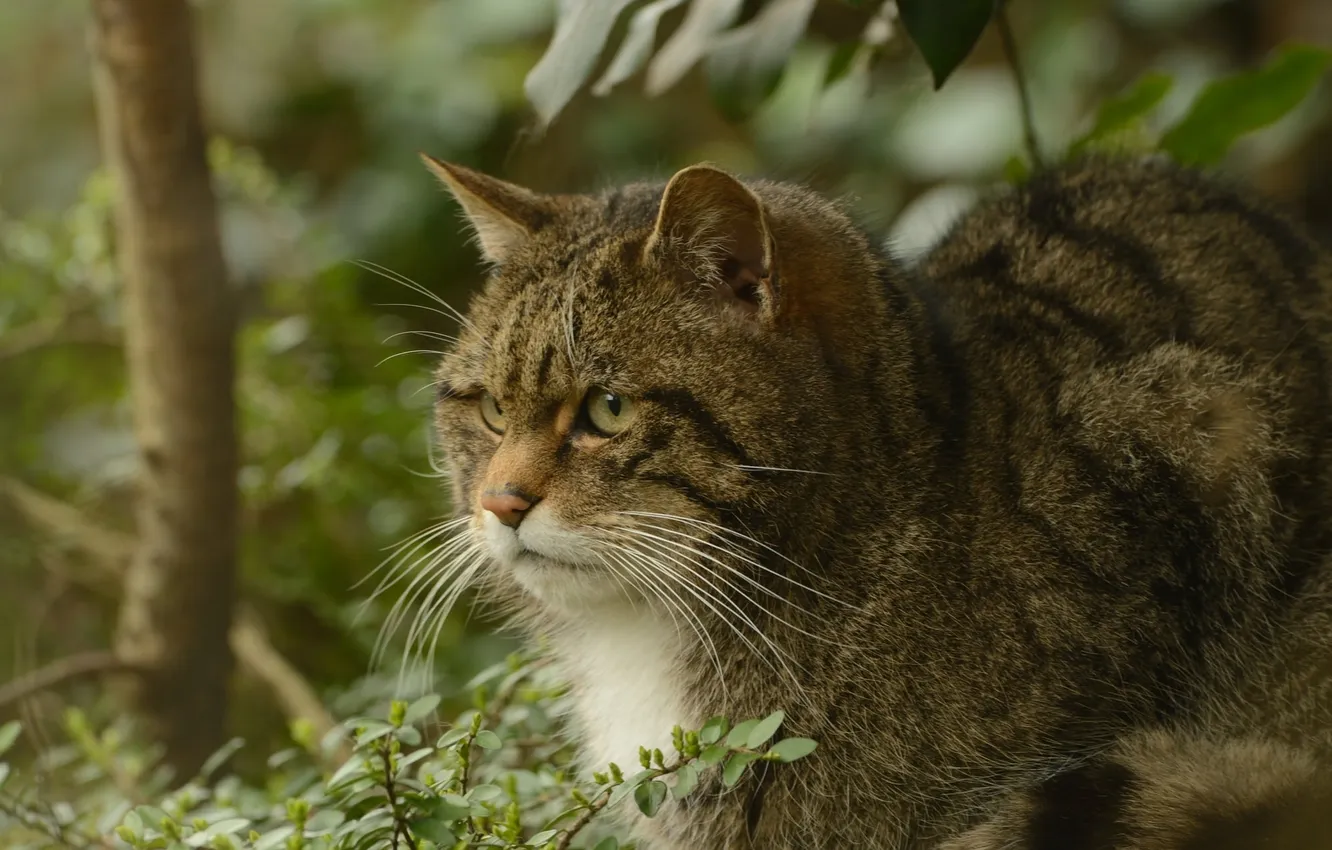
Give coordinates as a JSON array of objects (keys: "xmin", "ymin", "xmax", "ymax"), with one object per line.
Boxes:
[{"xmin": 419, "ymin": 152, "xmax": 1332, "ymax": 849}]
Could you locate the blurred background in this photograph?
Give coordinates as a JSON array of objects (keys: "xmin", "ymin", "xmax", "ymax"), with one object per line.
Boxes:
[{"xmin": 1, "ymin": 0, "xmax": 1329, "ymax": 783}]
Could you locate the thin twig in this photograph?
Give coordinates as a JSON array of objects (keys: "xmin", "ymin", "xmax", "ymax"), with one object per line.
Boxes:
[
  {"xmin": 381, "ymin": 741, "xmax": 419, "ymax": 850},
  {"xmin": 996, "ymin": 0, "xmax": 1044, "ymax": 169},
  {"xmin": 0, "ymin": 651, "xmax": 142, "ymax": 710}
]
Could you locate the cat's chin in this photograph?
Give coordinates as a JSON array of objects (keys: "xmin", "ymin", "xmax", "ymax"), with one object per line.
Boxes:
[{"xmin": 505, "ymin": 552, "xmax": 626, "ymax": 613}]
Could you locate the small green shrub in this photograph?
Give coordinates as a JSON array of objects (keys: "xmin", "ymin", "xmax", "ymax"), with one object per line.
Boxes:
[{"xmin": 0, "ymin": 652, "xmax": 816, "ymax": 850}]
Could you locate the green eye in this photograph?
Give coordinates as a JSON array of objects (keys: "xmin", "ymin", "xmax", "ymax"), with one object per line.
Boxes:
[
  {"xmin": 479, "ymin": 392, "xmax": 506, "ymax": 434},
  {"xmin": 585, "ymin": 388, "xmax": 636, "ymax": 436}
]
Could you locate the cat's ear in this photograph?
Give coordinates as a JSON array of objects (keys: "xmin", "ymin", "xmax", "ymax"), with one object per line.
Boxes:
[
  {"xmin": 421, "ymin": 155, "xmax": 552, "ymax": 265},
  {"xmin": 647, "ymin": 165, "xmax": 777, "ymax": 316}
]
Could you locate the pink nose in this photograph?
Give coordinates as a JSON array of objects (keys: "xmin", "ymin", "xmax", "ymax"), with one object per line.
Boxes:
[{"xmin": 480, "ymin": 491, "xmax": 534, "ymax": 528}]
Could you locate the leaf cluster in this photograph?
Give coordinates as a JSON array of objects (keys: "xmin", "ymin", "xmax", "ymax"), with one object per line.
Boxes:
[{"xmin": 0, "ymin": 654, "xmax": 816, "ymax": 850}]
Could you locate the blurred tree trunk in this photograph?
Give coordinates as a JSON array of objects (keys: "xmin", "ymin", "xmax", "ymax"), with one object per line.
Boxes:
[{"xmin": 89, "ymin": 0, "xmax": 239, "ymax": 776}]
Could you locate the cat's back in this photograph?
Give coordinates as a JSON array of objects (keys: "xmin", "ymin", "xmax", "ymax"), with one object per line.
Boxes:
[
  {"xmin": 918, "ymin": 156, "xmax": 1332, "ymax": 371},
  {"xmin": 905, "ymin": 158, "xmax": 1332, "ymax": 705}
]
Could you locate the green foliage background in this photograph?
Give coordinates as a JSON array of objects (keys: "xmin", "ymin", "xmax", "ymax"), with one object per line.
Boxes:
[{"xmin": 0, "ymin": 0, "xmax": 1329, "ymax": 846}]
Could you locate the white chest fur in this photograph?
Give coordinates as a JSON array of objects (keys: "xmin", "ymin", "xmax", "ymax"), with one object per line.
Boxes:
[{"xmin": 555, "ymin": 606, "xmax": 699, "ymax": 774}]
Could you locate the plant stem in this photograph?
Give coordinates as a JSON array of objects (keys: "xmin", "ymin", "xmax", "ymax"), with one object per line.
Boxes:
[{"xmin": 996, "ymin": 0, "xmax": 1044, "ymax": 168}]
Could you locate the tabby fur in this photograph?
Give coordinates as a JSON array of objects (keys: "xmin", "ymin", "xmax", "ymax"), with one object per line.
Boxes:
[{"xmin": 421, "ymin": 153, "xmax": 1332, "ymax": 849}]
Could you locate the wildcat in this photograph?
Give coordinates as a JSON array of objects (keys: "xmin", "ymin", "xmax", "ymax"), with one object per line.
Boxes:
[{"xmin": 419, "ymin": 152, "xmax": 1332, "ymax": 849}]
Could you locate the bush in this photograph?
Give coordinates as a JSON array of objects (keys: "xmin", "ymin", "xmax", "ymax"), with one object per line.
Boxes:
[{"xmin": 0, "ymin": 651, "xmax": 816, "ymax": 850}]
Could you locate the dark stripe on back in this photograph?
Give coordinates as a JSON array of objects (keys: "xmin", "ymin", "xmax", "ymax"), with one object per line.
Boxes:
[
  {"xmin": 955, "ymin": 244, "xmax": 1129, "ymax": 358},
  {"xmin": 1023, "ymin": 173, "xmax": 1194, "ymax": 341}
]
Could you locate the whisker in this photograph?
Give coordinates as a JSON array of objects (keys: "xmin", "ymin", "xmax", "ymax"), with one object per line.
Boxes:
[
  {"xmin": 616, "ymin": 511, "xmax": 854, "ymax": 608},
  {"xmin": 382, "ymin": 329, "xmax": 461, "ymax": 346},
  {"xmin": 603, "ymin": 529, "xmax": 803, "ymax": 687},
  {"xmin": 352, "ymin": 259, "xmax": 478, "ymax": 333},
  {"xmin": 735, "ymin": 464, "xmax": 834, "ymax": 476},
  {"xmin": 615, "ymin": 511, "xmax": 852, "ymax": 599},
  {"xmin": 614, "ymin": 525, "xmax": 845, "ymax": 647},
  {"xmin": 375, "ymin": 348, "xmax": 445, "ymax": 367},
  {"xmin": 597, "ymin": 543, "xmax": 728, "ymax": 693}
]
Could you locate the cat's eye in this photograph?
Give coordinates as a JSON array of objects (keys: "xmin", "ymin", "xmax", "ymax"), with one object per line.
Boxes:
[
  {"xmin": 478, "ymin": 392, "xmax": 507, "ymax": 435},
  {"xmin": 584, "ymin": 388, "xmax": 636, "ymax": 437}
]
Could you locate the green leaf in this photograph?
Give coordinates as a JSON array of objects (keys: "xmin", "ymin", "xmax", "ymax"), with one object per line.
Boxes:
[
  {"xmin": 646, "ymin": 0, "xmax": 745, "ymax": 96},
  {"xmin": 722, "ymin": 752, "xmax": 760, "ymax": 787},
  {"xmin": 897, "ymin": 0, "xmax": 995, "ymax": 89},
  {"xmin": 592, "ymin": 0, "xmax": 688, "ymax": 96},
  {"xmin": 724, "ymin": 719, "xmax": 759, "ymax": 748},
  {"xmin": 1161, "ymin": 44, "xmax": 1332, "ymax": 166},
  {"xmin": 671, "ymin": 763, "xmax": 698, "ymax": 800},
  {"xmin": 698, "ymin": 716, "xmax": 729, "ymax": 745},
  {"xmin": 436, "ymin": 727, "xmax": 470, "ymax": 748},
  {"xmin": 1070, "ymin": 73, "xmax": 1173, "ymax": 157},
  {"xmin": 593, "ymin": 838, "xmax": 620, "ymax": 850},
  {"xmin": 305, "ymin": 810, "xmax": 345, "ymax": 832},
  {"xmin": 609, "ymin": 769, "xmax": 656, "ymax": 806},
  {"xmin": 634, "ymin": 779, "xmax": 668, "ymax": 817},
  {"xmin": 698, "ymin": 745, "xmax": 729, "ymax": 766},
  {"xmin": 525, "ymin": 0, "xmax": 639, "ymax": 127},
  {"xmin": 403, "ymin": 694, "xmax": 441, "ymax": 726},
  {"xmin": 543, "ymin": 806, "xmax": 585, "ymax": 830},
  {"xmin": 0, "ymin": 721, "xmax": 21, "ymax": 757},
  {"xmin": 474, "ymin": 730, "xmax": 502, "ymax": 750},
  {"xmin": 408, "ymin": 818, "xmax": 457, "ymax": 846},
  {"xmin": 824, "ymin": 43, "xmax": 861, "ymax": 90},
  {"xmin": 767, "ymin": 737, "xmax": 818, "ymax": 763},
  {"xmin": 425, "ymin": 795, "xmax": 472, "ymax": 822},
  {"xmin": 469, "ymin": 783, "xmax": 504, "ymax": 801},
  {"xmin": 528, "ymin": 830, "xmax": 558, "ymax": 844},
  {"xmin": 198, "ymin": 737, "xmax": 245, "ymax": 780},
  {"xmin": 705, "ymin": 0, "xmax": 813, "ymax": 120},
  {"xmin": 0, "ymin": 763, "xmax": 9, "ymax": 789},
  {"xmin": 123, "ymin": 811, "xmax": 144, "ymax": 837},
  {"xmin": 746, "ymin": 711, "xmax": 785, "ymax": 749},
  {"xmin": 1002, "ymin": 154, "xmax": 1031, "ymax": 184}
]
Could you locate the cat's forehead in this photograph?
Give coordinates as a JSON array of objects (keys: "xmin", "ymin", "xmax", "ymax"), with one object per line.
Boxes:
[{"xmin": 453, "ymin": 229, "xmax": 689, "ymax": 400}]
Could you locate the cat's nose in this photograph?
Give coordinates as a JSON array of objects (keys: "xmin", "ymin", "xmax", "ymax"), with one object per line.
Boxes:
[{"xmin": 481, "ymin": 490, "xmax": 536, "ymax": 528}]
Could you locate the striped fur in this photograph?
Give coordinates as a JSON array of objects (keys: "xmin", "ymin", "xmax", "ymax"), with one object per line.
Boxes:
[{"xmin": 423, "ymin": 155, "xmax": 1332, "ymax": 848}]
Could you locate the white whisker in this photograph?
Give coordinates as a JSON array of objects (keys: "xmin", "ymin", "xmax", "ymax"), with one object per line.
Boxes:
[{"xmin": 735, "ymin": 464, "xmax": 834, "ymax": 476}]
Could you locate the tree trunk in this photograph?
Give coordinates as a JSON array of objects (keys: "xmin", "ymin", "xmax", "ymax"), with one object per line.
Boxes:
[{"xmin": 89, "ymin": 0, "xmax": 239, "ymax": 777}]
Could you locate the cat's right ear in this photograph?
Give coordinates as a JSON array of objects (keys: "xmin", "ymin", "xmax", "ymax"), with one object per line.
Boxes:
[
  {"xmin": 647, "ymin": 164, "xmax": 778, "ymax": 319},
  {"xmin": 421, "ymin": 155, "xmax": 551, "ymax": 265}
]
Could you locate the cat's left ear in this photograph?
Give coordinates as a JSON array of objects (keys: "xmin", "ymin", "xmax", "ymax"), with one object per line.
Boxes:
[
  {"xmin": 421, "ymin": 155, "xmax": 552, "ymax": 265},
  {"xmin": 647, "ymin": 165, "xmax": 778, "ymax": 318}
]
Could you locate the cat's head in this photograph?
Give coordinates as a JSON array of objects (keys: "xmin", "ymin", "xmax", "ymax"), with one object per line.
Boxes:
[{"xmin": 424, "ymin": 157, "xmax": 898, "ymax": 614}]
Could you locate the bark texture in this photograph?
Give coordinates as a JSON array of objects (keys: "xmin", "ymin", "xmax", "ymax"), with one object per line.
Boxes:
[{"xmin": 90, "ymin": 0, "xmax": 239, "ymax": 776}]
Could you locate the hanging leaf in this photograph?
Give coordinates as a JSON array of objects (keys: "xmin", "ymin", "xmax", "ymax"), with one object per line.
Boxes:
[
  {"xmin": 0, "ymin": 721, "xmax": 21, "ymax": 757},
  {"xmin": 525, "ymin": 0, "xmax": 639, "ymax": 127},
  {"xmin": 402, "ymin": 693, "xmax": 441, "ymax": 726},
  {"xmin": 1069, "ymin": 73, "xmax": 1173, "ymax": 156},
  {"xmin": 646, "ymin": 0, "xmax": 745, "ymax": 96},
  {"xmin": 823, "ymin": 43, "xmax": 862, "ymax": 90},
  {"xmin": 671, "ymin": 762, "xmax": 699, "ymax": 799},
  {"xmin": 897, "ymin": 0, "xmax": 996, "ymax": 89},
  {"xmin": 1160, "ymin": 44, "xmax": 1331, "ymax": 166},
  {"xmin": 722, "ymin": 751, "xmax": 760, "ymax": 786},
  {"xmin": 633, "ymin": 779, "xmax": 669, "ymax": 817},
  {"xmin": 593, "ymin": 0, "xmax": 688, "ymax": 96}
]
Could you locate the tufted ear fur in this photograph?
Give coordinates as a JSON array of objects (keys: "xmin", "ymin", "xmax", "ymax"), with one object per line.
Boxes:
[
  {"xmin": 421, "ymin": 154, "xmax": 553, "ymax": 265},
  {"xmin": 647, "ymin": 164, "xmax": 778, "ymax": 317}
]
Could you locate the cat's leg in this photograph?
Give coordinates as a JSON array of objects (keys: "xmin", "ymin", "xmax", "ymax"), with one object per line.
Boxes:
[{"xmin": 940, "ymin": 730, "xmax": 1332, "ymax": 850}]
